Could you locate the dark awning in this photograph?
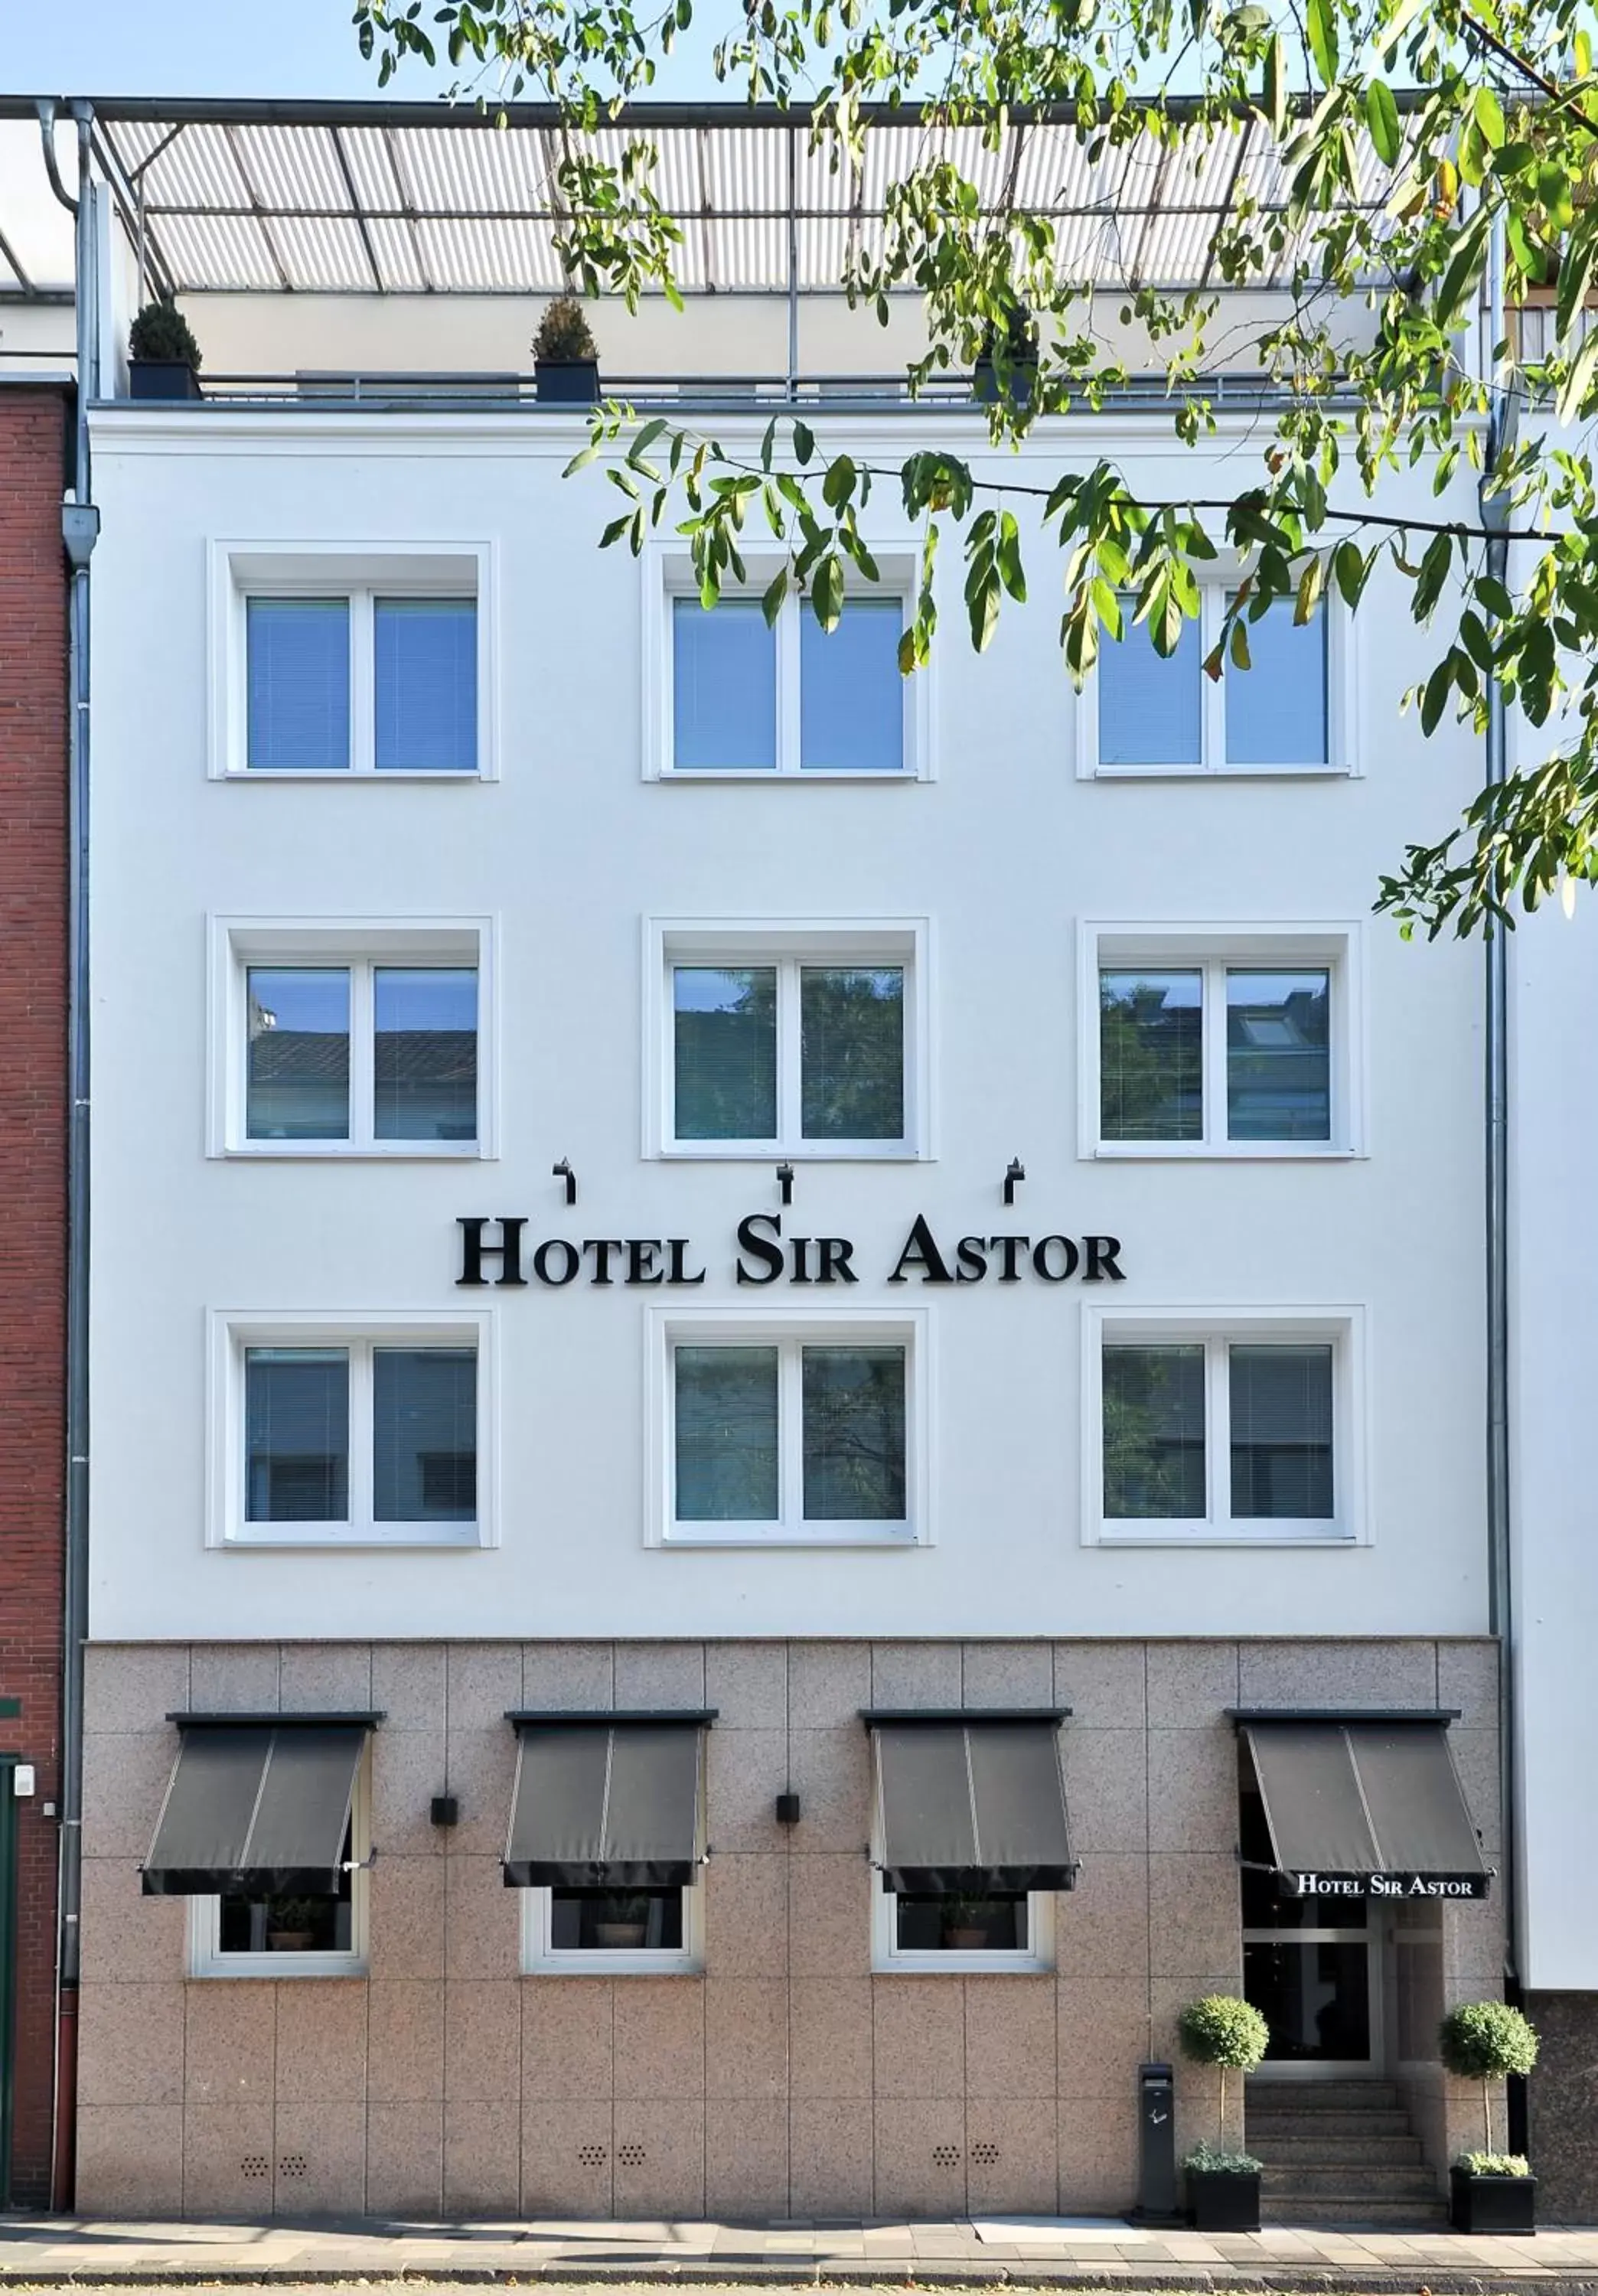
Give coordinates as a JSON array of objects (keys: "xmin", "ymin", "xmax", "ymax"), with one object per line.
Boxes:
[
  {"xmin": 502, "ymin": 1711, "xmax": 714, "ymax": 1889},
  {"xmin": 141, "ymin": 1713, "xmax": 377, "ymax": 1898},
  {"xmin": 863, "ymin": 1709, "xmax": 1078, "ymax": 1893},
  {"xmin": 1234, "ymin": 1709, "xmax": 1490, "ymax": 1901}
]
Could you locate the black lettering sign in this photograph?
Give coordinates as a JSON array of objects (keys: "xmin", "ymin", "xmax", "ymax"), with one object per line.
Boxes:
[
  {"xmin": 735, "ymin": 1212, "xmax": 786, "ymax": 1286},
  {"xmin": 887, "ymin": 1214, "xmax": 954, "ymax": 1285},
  {"xmin": 458, "ymin": 1217, "xmax": 528, "ymax": 1288}
]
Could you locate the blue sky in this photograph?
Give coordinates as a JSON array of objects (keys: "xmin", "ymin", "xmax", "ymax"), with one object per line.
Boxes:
[{"xmin": 11, "ymin": 0, "xmax": 729, "ymax": 99}]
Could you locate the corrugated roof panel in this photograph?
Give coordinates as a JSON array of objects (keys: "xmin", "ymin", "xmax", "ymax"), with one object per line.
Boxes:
[
  {"xmin": 801, "ymin": 212, "xmax": 849, "ymax": 289},
  {"xmin": 231, "ymin": 122, "xmax": 351, "ymax": 212},
  {"xmin": 794, "ymin": 129, "xmax": 855, "ymax": 217},
  {"xmin": 139, "ymin": 120, "xmax": 253, "ymax": 211},
  {"xmin": 703, "ymin": 120, "xmax": 791, "ymax": 217},
  {"xmin": 366, "ymin": 214, "xmax": 428, "ymax": 292},
  {"xmin": 398, "ymin": 124, "xmax": 555, "ymax": 217},
  {"xmin": 414, "ymin": 213, "xmax": 559, "ymax": 290},
  {"xmin": 337, "ymin": 125, "xmax": 405, "ymax": 209},
  {"xmin": 267, "ymin": 214, "xmax": 376, "ymax": 291},
  {"xmin": 154, "ymin": 209, "xmax": 282, "ymax": 292}
]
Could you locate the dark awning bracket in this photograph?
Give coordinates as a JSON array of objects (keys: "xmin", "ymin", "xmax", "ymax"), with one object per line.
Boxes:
[{"xmin": 863, "ymin": 1709, "xmax": 1078, "ymax": 1894}]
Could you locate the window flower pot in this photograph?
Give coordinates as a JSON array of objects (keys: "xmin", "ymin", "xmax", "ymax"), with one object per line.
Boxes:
[
  {"xmin": 595, "ymin": 1920, "xmax": 647, "ymax": 1948},
  {"xmin": 534, "ymin": 357, "xmax": 600, "ymax": 404},
  {"xmin": 129, "ymin": 358, "xmax": 203, "ymax": 401},
  {"xmin": 268, "ymin": 1929, "xmax": 314, "ymax": 1952},
  {"xmin": 945, "ymin": 1926, "xmax": 988, "ymax": 1948},
  {"xmin": 1450, "ymin": 2165, "xmax": 1537, "ymax": 2234},
  {"xmin": 1185, "ymin": 2166, "xmax": 1261, "ymax": 2232}
]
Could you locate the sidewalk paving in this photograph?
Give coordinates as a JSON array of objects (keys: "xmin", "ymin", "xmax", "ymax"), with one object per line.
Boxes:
[{"xmin": 5, "ymin": 2213, "xmax": 1598, "ymax": 2290}]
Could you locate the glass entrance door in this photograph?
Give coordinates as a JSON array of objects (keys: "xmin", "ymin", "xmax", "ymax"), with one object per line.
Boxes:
[{"xmin": 1239, "ymin": 1756, "xmax": 1380, "ymax": 2075}]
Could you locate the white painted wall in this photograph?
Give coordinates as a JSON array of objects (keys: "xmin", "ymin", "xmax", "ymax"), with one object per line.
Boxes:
[
  {"xmin": 86, "ymin": 405, "xmax": 1489, "ymax": 1642},
  {"xmin": 1510, "ymin": 892, "xmax": 1598, "ymax": 1988}
]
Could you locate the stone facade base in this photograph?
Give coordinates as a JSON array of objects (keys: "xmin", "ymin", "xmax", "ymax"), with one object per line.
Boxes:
[
  {"xmin": 75, "ymin": 1636, "xmax": 1500, "ymax": 2220},
  {"xmin": 1525, "ymin": 1993, "xmax": 1598, "ymax": 2224}
]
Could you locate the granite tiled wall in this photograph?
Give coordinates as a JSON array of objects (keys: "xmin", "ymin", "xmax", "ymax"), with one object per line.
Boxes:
[{"xmin": 76, "ymin": 1635, "xmax": 1500, "ymax": 2221}]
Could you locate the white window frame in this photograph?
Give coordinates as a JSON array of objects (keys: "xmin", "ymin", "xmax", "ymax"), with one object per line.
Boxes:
[
  {"xmin": 1078, "ymin": 921, "xmax": 1366, "ymax": 1160},
  {"xmin": 520, "ymin": 1876, "xmax": 705, "ymax": 1978},
  {"xmin": 207, "ymin": 1307, "xmax": 497, "ymax": 1551},
  {"xmin": 643, "ymin": 917, "xmax": 932, "ymax": 1160},
  {"xmin": 869, "ymin": 1851, "xmax": 1055, "ymax": 1975},
  {"xmin": 641, "ymin": 541, "xmax": 934, "ymax": 779},
  {"xmin": 1081, "ymin": 1302, "xmax": 1367, "ymax": 1548},
  {"xmin": 188, "ymin": 1748, "xmax": 370, "ymax": 1979},
  {"xmin": 208, "ymin": 915, "xmax": 498, "ymax": 1159},
  {"xmin": 645, "ymin": 1306, "xmax": 931, "ymax": 1548},
  {"xmin": 209, "ymin": 540, "xmax": 497, "ymax": 780},
  {"xmin": 1075, "ymin": 582, "xmax": 1356, "ymax": 778}
]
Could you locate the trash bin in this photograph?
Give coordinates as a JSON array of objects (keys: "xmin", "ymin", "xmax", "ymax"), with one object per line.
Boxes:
[{"xmin": 1135, "ymin": 2060, "xmax": 1180, "ymax": 2223}]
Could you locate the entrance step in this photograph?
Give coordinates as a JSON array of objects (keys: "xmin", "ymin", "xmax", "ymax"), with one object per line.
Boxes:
[
  {"xmin": 1246, "ymin": 2077, "xmax": 1443, "ymax": 2230},
  {"xmin": 1253, "ymin": 2132, "xmax": 1425, "ymax": 2167}
]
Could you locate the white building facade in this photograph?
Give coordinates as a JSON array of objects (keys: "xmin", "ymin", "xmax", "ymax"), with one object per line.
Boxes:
[{"xmin": 66, "ymin": 99, "xmax": 1515, "ymax": 2224}]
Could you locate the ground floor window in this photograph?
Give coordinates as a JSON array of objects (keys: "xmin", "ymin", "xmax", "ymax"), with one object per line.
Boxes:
[
  {"xmin": 871, "ymin": 1870, "xmax": 1053, "ymax": 1971},
  {"xmin": 523, "ymin": 1880, "xmax": 701, "ymax": 1974},
  {"xmin": 190, "ymin": 1805, "xmax": 368, "ymax": 1980}
]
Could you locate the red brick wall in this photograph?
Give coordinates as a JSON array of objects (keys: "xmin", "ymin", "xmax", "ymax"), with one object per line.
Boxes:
[{"xmin": 0, "ymin": 388, "xmax": 69, "ymax": 2207}]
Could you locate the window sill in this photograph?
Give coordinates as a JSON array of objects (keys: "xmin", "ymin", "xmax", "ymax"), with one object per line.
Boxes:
[
  {"xmin": 660, "ymin": 1526, "xmax": 921, "ymax": 1549},
  {"xmin": 1088, "ymin": 1528, "xmax": 1360, "ymax": 1548},
  {"xmin": 217, "ymin": 768, "xmax": 490, "ymax": 783},
  {"xmin": 653, "ymin": 768, "xmax": 921, "ymax": 783},
  {"xmin": 1086, "ymin": 761, "xmax": 1355, "ymax": 781},
  {"xmin": 192, "ymin": 1955, "xmax": 367, "ymax": 1980},
  {"xmin": 220, "ymin": 1525, "xmax": 486, "ymax": 1550},
  {"xmin": 659, "ymin": 1143, "xmax": 922, "ymax": 1163},
  {"xmin": 523, "ymin": 1955, "xmax": 701, "ymax": 1978},
  {"xmin": 220, "ymin": 1142, "xmax": 487, "ymax": 1160},
  {"xmin": 1090, "ymin": 1142, "xmax": 1361, "ymax": 1162},
  {"xmin": 876, "ymin": 1952, "xmax": 1052, "ymax": 1975}
]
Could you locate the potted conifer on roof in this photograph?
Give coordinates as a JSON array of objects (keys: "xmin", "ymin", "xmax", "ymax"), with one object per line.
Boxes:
[
  {"xmin": 533, "ymin": 294, "xmax": 601, "ymax": 403},
  {"xmin": 128, "ymin": 296, "xmax": 204, "ymax": 400}
]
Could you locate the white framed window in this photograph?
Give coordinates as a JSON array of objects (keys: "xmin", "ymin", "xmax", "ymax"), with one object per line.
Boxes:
[
  {"xmin": 642, "ymin": 545, "xmax": 933, "ymax": 778},
  {"xmin": 188, "ymin": 1755, "xmax": 370, "ymax": 1978},
  {"xmin": 646, "ymin": 1307, "xmax": 931, "ymax": 1547},
  {"xmin": 869, "ymin": 1860, "xmax": 1055, "ymax": 1974},
  {"xmin": 207, "ymin": 1309, "xmax": 496, "ymax": 1549},
  {"xmin": 1076, "ymin": 588, "xmax": 1354, "ymax": 777},
  {"xmin": 208, "ymin": 918, "xmax": 496, "ymax": 1159},
  {"xmin": 643, "ymin": 918, "xmax": 931, "ymax": 1159},
  {"xmin": 209, "ymin": 543, "xmax": 496, "ymax": 778},
  {"xmin": 1078, "ymin": 923, "xmax": 1365, "ymax": 1159},
  {"xmin": 521, "ymin": 1878, "xmax": 703, "ymax": 1976},
  {"xmin": 1081, "ymin": 1303, "xmax": 1366, "ymax": 1547}
]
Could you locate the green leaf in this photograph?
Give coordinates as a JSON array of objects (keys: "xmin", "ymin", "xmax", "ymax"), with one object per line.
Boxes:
[
  {"xmin": 1420, "ymin": 656, "xmax": 1453, "ymax": 735},
  {"xmin": 1307, "ymin": 0, "xmax": 1339, "ymax": 84},
  {"xmin": 761, "ymin": 566, "xmax": 788, "ymax": 626},
  {"xmin": 1413, "ymin": 530, "xmax": 1453, "ymax": 621},
  {"xmin": 1557, "ymin": 324, "xmax": 1598, "ymax": 423},
  {"xmin": 791, "ymin": 419, "xmax": 815, "ymax": 465},
  {"xmin": 811, "ymin": 553, "xmax": 843, "ymax": 631},
  {"xmin": 563, "ymin": 440, "xmax": 602, "ymax": 478},
  {"xmin": 822, "ymin": 454, "xmax": 856, "ymax": 509},
  {"xmin": 1365, "ymin": 79, "xmax": 1401, "ymax": 167},
  {"xmin": 1295, "ymin": 555, "xmax": 1324, "ymax": 625},
  {"xmin": 1264, "ymin": 34, "xmax": 1287, "ymax": 137},
  {"xmin": 1473, "ymin": 84, "xmax": 1505, "ymax": 151},
  {"xmin": 1433, "ymin": 207, "xmax": 1491, "ymax": 331},
  {"xmin": 1333, "ymin": 539, "xmax": 1366, "ymax": 608},
  {"xmin": 1228, "ymin": 615, "xmax": 1252, "ymax": 671},
  {"xmin": 996, "ymin": 510, "xmax": 1028, "ymax": 603}
]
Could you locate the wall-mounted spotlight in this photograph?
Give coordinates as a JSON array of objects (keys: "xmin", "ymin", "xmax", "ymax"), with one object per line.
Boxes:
[
  {"xmin": 553, "ymin": 1157, "xmax": 576, "ymax": 1206},
  {"xmin": 776, "ymin": 1162, "xmax": 794, "ymax": 1207},
  {"xmin": 1003, "ymin": 1158, "xmax": 1026, "ymax": 1206}
]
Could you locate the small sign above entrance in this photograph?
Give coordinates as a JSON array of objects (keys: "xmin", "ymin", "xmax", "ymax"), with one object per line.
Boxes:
[{"xmin": 1280, "ymin": 1869, "xmax": 1492, "ymax": 1900}]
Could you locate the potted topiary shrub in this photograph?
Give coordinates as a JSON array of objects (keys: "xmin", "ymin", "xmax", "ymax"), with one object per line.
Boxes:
[
  {"xmin": 1440, "ymin": 2001, "xmax": 1540, "ymax": 2233},
  {"xmin": 1177, "ymin": 1994, "xmax": 1270, "ymax": 2231},
  {"xmin": 533, "ymin": 294, "xmax": 600, "ymax": 403},
  {"xmin": 973, "ymin": 306, "xmax": 1039, "ymax": 408},
  {"xmin": 128, "ymin": 297, "xmax": 203, "ymax": 400}
]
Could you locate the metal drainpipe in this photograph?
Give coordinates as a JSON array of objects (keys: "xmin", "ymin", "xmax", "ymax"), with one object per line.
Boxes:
[
  {"xmin": 37, "ymin": 94, "xmax": 98, "ymax": 2210},
  {"xmin": 1481, "ymin": 210, "xmax": 1518, "ymax": 1999}
]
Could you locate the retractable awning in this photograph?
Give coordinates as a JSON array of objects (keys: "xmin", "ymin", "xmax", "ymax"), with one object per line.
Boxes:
[
  {"xmin": 863, "ymin": 1709, "xmax": 1078, "ymax": 1893},
  {"xmin": 502, "ymin": 1711, "xmax": 715, "ymax": 1889},
  {"xmin": 1234, "ymin": 1708, "xmax": 1490, "ymax": 1902},
  {"xmin": 141, "ymin": 1712, "xmax": 378, "ymax": 1897}
]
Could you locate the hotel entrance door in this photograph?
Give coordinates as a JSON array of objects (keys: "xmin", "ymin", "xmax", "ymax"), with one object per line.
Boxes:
[{"xmin": 1240, "ymin": 1759, "xmax": 1381, "ymax": 2074}]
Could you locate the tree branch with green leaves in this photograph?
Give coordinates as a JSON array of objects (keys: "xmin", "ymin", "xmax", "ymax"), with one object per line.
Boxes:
[{"xmin": 356, "ymin": 0, "xmax": 1598, "ymax": 934}]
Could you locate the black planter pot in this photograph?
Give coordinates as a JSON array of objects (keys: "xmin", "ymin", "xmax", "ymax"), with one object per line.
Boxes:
[
  {"xmin": 973, "ymin": 355, "xmax": 1036, "ymax": 408},
  {"xmin": 534, "ymin": 357, "xmax": 601, "ymax": 404},
  {"xmin": 129, "ymin": 358, "xmax": 203, "ymax": 401},
  {"xmin": 1185, "ymin": 2167, "xmax": 1261, "ymax": 2232},
  {"xmin": 1450, "ymin": 2166, "xmax": 1537, "ymax": 2234}
]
